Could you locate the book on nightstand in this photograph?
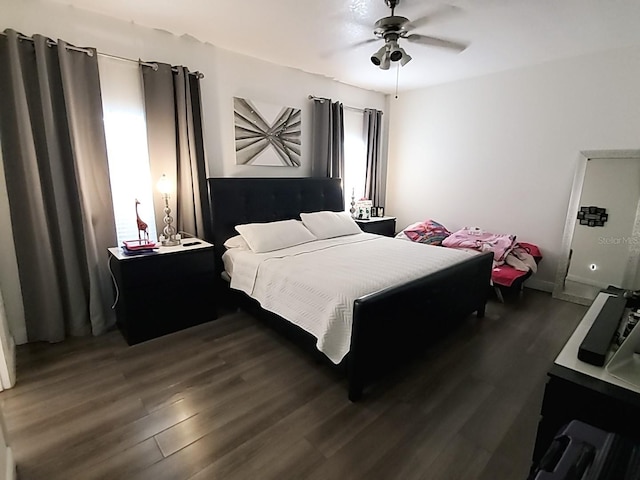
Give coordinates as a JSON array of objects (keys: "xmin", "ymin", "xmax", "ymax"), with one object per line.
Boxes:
[{"xmin": 121, "ymin": 239, "xmax": 159, "ymax": 255}]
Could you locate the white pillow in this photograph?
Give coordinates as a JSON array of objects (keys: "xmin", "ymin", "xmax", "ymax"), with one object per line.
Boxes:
[
  {"xmin": 235, "ymin": 219, "xmax": 317, "ymax": 253},
  {"xmin": 223, "ymin": 235, "xmax": 250, "ymax": 250},
  {"xmin": 300, "ymin": 211, "xmax": 362, "ymax": 240}
]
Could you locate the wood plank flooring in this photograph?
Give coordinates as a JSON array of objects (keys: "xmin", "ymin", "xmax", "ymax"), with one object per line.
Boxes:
[{"xmin": 0, "ymin": 289, "xmax": 587, "ymax": 480}]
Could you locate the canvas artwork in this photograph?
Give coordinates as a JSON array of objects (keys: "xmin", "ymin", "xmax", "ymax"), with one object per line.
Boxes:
[{"xmin": 234, "ymin": 97, "xmax": 301, "ymax": 167}]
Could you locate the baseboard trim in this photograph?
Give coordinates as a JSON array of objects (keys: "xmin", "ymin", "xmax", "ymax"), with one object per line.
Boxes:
[
  {"xmin": 5, "ymin": 447, "xmax": 15, "ymax": 480},
  {"xmin": 525, "ymin": 278, "xmax": 555, "ymax": 293},
  {"xmin": 565, "ymin": 274, "xmax": 607, "ymax": 289}
]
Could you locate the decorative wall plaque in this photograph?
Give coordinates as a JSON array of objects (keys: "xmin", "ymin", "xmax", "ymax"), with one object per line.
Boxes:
[{"xmin": 577, "ymin": 206, "xmax": 608, "ymax": 227}]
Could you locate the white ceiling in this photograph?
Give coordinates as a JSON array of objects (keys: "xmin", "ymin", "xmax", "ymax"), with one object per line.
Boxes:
[{"xmin": 45, "ymin": 0, "xmax": 640, "ymax": 94}]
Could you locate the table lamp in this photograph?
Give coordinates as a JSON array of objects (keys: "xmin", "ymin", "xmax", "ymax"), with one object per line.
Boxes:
[{"xmin": 157, "ymin": 174, "xmax": 180, "ymax": 246}]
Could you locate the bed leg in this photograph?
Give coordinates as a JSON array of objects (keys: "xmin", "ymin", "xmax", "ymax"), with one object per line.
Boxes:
[
  {"xmin": 348, "ymin": 382, "xmax": 363, "ymax": 402},
  {"xmin": 347, "ymin": 359, "xmax": 364, "ymax": 402},
  {"xmin": 477, "ymin": 303, "xmax": 486, "ymax": 318},
  {"xmin": 494, "ymin": 286, "xmax": 505, "ymax": 303}
]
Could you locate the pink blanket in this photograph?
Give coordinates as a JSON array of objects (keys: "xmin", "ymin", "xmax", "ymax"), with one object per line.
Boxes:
[{"xmin": 441, "ymin": 228, "xmax": 516, "ymax": 262}]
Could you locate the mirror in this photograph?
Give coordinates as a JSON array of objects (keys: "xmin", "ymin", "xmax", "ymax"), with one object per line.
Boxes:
[{"xmin": 554, "ymin": 150, "xmax": 640, "ymax": 305}]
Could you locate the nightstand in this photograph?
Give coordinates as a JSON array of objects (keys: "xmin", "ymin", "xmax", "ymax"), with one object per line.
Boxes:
[
  {"xmin": 107, "ymin": 239, "xmax": 217, "ymax": 345},
  {"xmin": 355, "ymin": 216, "xmax": 396, "ymax": 237}
]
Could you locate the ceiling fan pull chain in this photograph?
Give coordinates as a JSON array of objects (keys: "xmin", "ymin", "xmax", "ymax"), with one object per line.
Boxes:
[{"xmin": 395, "ymin": 63, "xmax": 400, "ymax": 99}]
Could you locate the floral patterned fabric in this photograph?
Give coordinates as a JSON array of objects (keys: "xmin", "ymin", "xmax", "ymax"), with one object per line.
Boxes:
[{"xmin": 402, "ymin": 220, "xmax": 452, "ymax": 246}]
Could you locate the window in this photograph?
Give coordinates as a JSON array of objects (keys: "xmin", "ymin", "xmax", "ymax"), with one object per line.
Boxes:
[
  {"xmin": 98, "ymin": 56, "xmax": 157, "ymax": 245},
  {"xmin": 343, "ymin": 109, "xmax": 367, "ymax": 211}
]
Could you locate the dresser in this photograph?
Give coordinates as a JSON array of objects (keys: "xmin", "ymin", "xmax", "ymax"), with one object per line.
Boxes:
[
  {"xmin": 107, "ymin": 239, "xmax": 217, "ymax": 345},
  {"xmin": 532, "ymin": 293, "xmax": 640, "ymax": 465}
]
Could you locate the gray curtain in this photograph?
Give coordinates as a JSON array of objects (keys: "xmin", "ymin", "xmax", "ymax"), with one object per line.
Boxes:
[
  {"xmin": 364, "ymin": 108, "xmax": 384, "ymax": 207},
  {"xmin": 310, "ymin": 98, "xmax": 344, "ymax": 179},
  {"xmin": 141, "ymin": 62, "xmax": 209, "ymax": 239},
  {"xmin": 0, "ymin": 29, "xmax": 117, "ymax": 342}
]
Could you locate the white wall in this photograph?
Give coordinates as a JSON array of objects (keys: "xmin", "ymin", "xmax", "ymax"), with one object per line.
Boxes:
[
  {"xmin": 2, "ymin": 0, "xmax": 387, "ymax": 178},
  {"xmin": 0, "ymin": 0, "xmax": 386, "ymax": 343},
  {"xmin": 387, "ymin": 46, "xmax": 640, "ymax": 290},
  {"xmin": 212, "ymin": 48, "xmax": 387, "ymax": 177}
]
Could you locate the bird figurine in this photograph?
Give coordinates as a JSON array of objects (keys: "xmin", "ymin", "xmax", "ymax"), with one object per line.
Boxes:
[{"xmin": 135, "ymin": 199, "xmax": 149, "ymax": 241}]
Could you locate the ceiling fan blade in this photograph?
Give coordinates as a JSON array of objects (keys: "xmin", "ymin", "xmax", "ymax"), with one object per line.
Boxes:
[
  {"xmin": 405, "ymin": 34, "xmax": 468, "ymax": 52},
  {"xmin": 348, "ymin": 38, "xmax": 381, "ymax": 49},
  {"xmin": 406, "ymin": 4, "xmax": 462, "ymax": 30},
  {"xmin": 320, "ymin": 38, "xmax": 380, "ymax": 59}
]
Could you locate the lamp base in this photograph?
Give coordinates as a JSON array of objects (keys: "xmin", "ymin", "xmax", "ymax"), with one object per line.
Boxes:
[
  {"xmin": 161, "ymin": 239, "xmax": 181, "ymax": 247},
  {"xmin": 159, "ymin": 234, "xmax": 181, "ymax": 246}
]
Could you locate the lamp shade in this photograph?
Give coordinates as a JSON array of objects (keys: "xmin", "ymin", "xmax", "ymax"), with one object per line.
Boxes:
[{"xmin": 157, "ymin": 174, "xmax": 172, "ymax": 195}]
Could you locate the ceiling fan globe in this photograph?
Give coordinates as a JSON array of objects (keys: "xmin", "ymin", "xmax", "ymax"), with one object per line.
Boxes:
[
  {"xmin": 370, "ymin": 45, "xmax": 386, "ymax": 66},
  {"xmin": 380, "ymin": 52, "xmax": 391, "ymax": 70},
  {"xmin": 389, "ymin": 43, "xmax": 403, "ymax": 62},
  {"xmin": 399, "ymin": 48, "xmax": 412, "ymax": 66}
]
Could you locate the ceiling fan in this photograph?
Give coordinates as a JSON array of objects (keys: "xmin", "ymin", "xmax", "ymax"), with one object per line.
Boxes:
[{"xmin": 363, "ymin": 0, "xmax": 468, "ymax": 70}]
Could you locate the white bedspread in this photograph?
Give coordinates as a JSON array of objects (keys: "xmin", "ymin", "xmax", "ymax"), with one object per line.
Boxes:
[{"xmin": 224, "ymin": 233, "xmax": 476, "ymax": 364}]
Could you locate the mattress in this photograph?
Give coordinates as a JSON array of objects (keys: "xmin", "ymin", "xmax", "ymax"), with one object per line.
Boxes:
[{"xmin": 223, "ymin": 232, "xmax": 476, "ymax": 364}]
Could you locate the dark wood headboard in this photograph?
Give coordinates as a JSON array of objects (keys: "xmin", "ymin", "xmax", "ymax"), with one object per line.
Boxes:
[{"xmin": 205, "ymin": 177, "xmax": 344, "ymax": 274}]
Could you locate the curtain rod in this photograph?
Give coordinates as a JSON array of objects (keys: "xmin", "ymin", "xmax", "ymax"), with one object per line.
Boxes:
[
  {"xmin": 1, "ymin": 31, "xmax": 204, "ymax": 79},
  {"xmin": 100, "ymin": 52, "xmax": 205, "ymax": 79},
  {"xmin": 307, "ymin": 95, "xmax": 383, "ymax": 115}
]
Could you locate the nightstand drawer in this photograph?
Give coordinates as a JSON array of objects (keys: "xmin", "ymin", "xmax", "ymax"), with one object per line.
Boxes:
[
  {"xmin": 116, "ymin": 271, "xmax": 216, "ymax": 344},
  {"xmin": 113, "ymin": 247, "xmax": 214, "ymax": 289}
]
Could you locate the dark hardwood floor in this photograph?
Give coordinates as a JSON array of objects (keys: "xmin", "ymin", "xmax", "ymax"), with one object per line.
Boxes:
[{"xmin": 0, "ymin": 289, "xmax": 587, "ymax": 480}]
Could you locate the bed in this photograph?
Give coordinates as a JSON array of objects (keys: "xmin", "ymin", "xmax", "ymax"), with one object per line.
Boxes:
[{"xmin": 205, "ymin": 177, "xmax": 493, "ymax": 401}]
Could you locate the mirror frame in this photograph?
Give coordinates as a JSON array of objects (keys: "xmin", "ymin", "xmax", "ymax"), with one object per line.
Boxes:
[{"xmin": 553, "ymin": 149, "xmax": 640, "ymax": 305}]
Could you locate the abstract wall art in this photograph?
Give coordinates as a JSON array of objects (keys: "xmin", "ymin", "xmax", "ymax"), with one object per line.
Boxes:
[{"xmin": 234, "ymin": 97, "xmax": 301, "ymax": 167}]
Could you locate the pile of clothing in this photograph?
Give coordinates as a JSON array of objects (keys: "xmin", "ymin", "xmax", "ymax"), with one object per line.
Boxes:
[
  {"xmin": 396, "ymin": 221, "xmax": 542, "ymax": 290},
  {"xmin": 442, "ymin": 227, "xmax": 541, "ymax": 286}
]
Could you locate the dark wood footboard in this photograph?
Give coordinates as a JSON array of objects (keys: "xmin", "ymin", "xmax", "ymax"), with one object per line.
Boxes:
[{"xmin": 348, "ymin": 251, "xmax": 494, "ymax": 401}]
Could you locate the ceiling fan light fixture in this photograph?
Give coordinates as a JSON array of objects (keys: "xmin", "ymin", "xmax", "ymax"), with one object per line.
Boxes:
[
  {"xmin": 359, "ymin": 0, "xmax": 469, "ymax": 73},
  {"xmin": 380, "ymin": 52, "xmax": 391, "ymax": 70},
  {"xmin": 398, "ymin": 47, "xmax": 412, "ymax": 66},
  {"xmin": 370, "ymin": 45, "xmax": 387, "ymax": 66},
  {"xmin": 388, "ymin": 41, "xmax": 402, "ymax": 62}
]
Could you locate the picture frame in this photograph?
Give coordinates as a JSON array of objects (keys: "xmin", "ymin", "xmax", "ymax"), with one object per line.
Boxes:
[
  {"xmin": 234, "ymin": 97, "xmax": 301, "ymax": 167},
  {"xmin": 355, "ymin": 200, "xmax": 372, "ymax": 220},
  {"xmin": 577, "ymin": 206, "xmax": 608, "ymax": 227}
]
